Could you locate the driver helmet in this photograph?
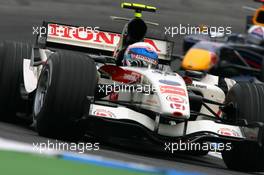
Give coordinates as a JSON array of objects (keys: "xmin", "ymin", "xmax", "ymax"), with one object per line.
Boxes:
[
  {"xmin": 247, "ymin": 25, "xmax": 264, "ymax": 46},
  {"xmin": 123, "ymin": 42, "xmax": 158, "ymax": 67}
]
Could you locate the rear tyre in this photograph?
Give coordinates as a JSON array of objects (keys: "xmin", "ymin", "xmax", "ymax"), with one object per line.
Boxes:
[
  {"xmin": 34, "ymin": 51, "xmax": 97, "ymax": 140},
  {"xmin": 0, "ymin": 41, "xmax": 32, "ymax": 120},
  {"xmin": 222, "ymin": 83, "xmax": 264, "ymax": 172}
]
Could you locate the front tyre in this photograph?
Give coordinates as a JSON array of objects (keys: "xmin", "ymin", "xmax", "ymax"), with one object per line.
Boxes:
[
  {"xmin": 34, "ymin": 50, "xmax": 97, "ymax": 140},
  {"xmin": 222, "ymin": 83, "xmax": 264, "ymax": 172}
]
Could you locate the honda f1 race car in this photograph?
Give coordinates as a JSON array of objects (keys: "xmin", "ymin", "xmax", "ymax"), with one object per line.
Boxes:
[{"xmin": 0, "ymin": 2, "xmax": 264, "ymax": 172}]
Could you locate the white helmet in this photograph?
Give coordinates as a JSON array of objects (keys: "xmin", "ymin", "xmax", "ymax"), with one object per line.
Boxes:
[
  {"xmin": 123, "ymin": 42, "xmax": 158, "ymax": 67},
  {"xmin": 247, "ymin": 25, "xmax": 264, "ymax": 46}
]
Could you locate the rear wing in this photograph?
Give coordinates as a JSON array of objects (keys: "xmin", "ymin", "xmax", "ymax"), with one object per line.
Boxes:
[{"xmin": 36, "ymin": 22, "xmax": 174, "ymax": 60}]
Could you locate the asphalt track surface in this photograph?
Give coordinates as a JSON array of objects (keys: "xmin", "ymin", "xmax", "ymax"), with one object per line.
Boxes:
[{"xmin": 0, "ymin": 0, "xmax": 263, "ymax": 174}]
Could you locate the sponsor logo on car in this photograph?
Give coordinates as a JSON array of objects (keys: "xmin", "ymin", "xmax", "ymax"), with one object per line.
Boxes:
[
  {"xmin": 159, "ymin": 80, "xmax": 180, "ymax": 86},
  {"xmin": 189, "ymin": 83, "xmax": 207, "ymax": 89},
  {"xmin": 123, "ymin": 73, "xmax": 141, "ymax": 82},
  {"xmin": 100, "ymin": 65, "xmax": 141, "ymax": 84},
  {"xmin": 152, "ymin": 70, "xmax": 177, "ymax": 76},
  {"xmin": 217, "ymin": 128, "xmax": 240, "ymax": 137},
  {"xmin": 160, "ymin": 85, "xmax": 186, "ymax": 96},
  {"xmin": 170, "ymin": 103, "xmax": 185, "ymax": 110},
  {"xmin": 166, "ymin": 95, "xmax": 185, "ymax": 104},
  {"xmin": 47, "ymin": 24, "xmax": 162, "ymax": 53},
  {"xmin": 93, "ymin": 109, "xmax": 116, "ymax": 118}
]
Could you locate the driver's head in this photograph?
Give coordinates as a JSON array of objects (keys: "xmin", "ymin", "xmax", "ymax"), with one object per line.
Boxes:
[
  {"xmin": 123, "ymin": 42, "xmax": 158, "ymax": 67},
  {"xmin": 247, "ymin": 26, "xmax": 264, "ymax": 45}
]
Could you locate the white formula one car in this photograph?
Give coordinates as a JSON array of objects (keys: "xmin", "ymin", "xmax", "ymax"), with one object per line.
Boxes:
[{"xmin": 0, "ymin": 2, "xmax": 263, "ymax": 172}]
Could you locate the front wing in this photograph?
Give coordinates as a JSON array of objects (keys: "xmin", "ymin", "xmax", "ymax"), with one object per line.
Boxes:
[{"xmin": 85, "ymin": 103, "xmax": 260, "ymax": 144}]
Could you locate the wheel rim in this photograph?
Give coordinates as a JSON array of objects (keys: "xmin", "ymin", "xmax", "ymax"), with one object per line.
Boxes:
[{"xmin": 33, "ymin": 69, "xmax": 50, "ymax": 117}]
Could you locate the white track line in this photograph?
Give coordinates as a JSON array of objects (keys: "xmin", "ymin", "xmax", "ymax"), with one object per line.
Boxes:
[{"xmin": 0, "ymin": 137, "xmax": 57, "ymax": 155}]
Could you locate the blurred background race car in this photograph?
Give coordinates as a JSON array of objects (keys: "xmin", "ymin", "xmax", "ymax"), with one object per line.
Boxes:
[
  {"xmin": 180, "ymin": 0, "xmax": 264, "ymax": 83},
  {"xmin": 180, "ymin": 39, "xmax": 264, "ymax": 82}
]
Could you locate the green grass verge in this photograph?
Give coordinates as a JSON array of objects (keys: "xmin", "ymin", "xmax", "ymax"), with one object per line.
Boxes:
[{"xmin": 0, "ymin": 151, "xmax": 160, "ymax": 175}]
